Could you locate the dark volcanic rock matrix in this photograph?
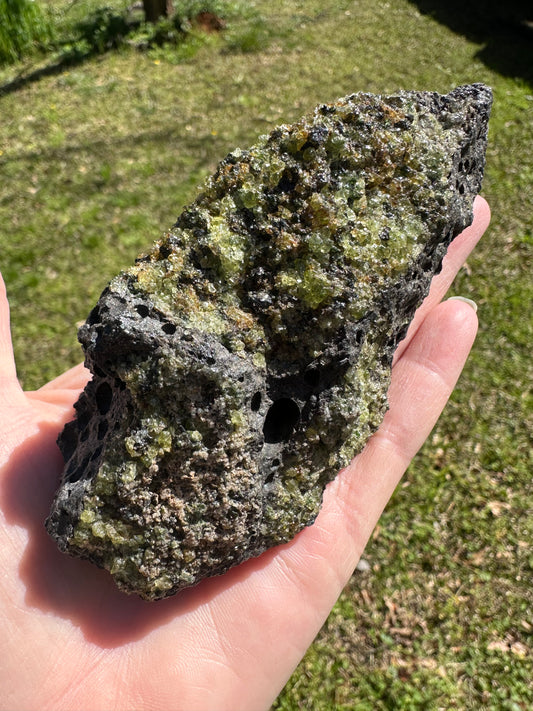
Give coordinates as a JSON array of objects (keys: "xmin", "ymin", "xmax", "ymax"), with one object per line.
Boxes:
[{"xmin": 46, "ymin": 84, "xmax": 492, "ymax": 600}]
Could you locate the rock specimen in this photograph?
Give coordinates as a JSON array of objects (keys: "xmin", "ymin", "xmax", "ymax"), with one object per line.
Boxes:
[{"xmin": 46, "ymin": 84, "xmax": 492, "ymax": 600}]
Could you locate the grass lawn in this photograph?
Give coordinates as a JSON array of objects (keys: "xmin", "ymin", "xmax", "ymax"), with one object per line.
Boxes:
[{"xmin": 1, "ymin": 0, "xmax": 532, "ymax": 708}]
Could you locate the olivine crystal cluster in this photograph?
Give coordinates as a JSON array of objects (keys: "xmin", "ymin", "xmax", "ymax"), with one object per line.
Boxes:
[{"xmin": 46, "ymin": 84, "xmax": 492, "ymax": 600}]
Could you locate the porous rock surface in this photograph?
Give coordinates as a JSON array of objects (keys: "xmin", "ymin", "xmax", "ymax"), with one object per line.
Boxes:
[{"xmin": 46, "ymin": 84, "xmax": 492, "ymax": 600}]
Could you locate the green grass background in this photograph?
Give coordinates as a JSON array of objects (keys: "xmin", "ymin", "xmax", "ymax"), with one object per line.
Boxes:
[{"xmin": 1, "ymin": 1, "xmax": 531, "ymax": 708}]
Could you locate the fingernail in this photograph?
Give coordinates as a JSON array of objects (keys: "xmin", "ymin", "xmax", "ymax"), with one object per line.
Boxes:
[{"xmin": 447, "ymin": 295, "xmax": 478, "ymax": 313}]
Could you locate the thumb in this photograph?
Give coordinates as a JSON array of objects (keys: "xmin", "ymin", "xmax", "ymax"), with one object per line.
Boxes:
[{"xmin": 0, "ymin": 273, "xmax": 24, "ymax": 404}]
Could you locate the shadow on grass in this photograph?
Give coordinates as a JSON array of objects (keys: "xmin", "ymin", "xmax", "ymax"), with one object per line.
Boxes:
[
  {"xmin": 407, "ymin": 0, "xmax": 533, "ymax": 84},
  {"xmin": 0, "ymin": 6, "xmax": 136, "ymax": 97},
  {"xmin": 0, "ymin": 52, "xmax": 91, "ymax": 97},
  {"xmin": 0, "ymin": 6, "xmax": 227, "ymax": 97},
  {"xmin": 0, "ymin": 125, "xmax": 221, "ymax": 218}
]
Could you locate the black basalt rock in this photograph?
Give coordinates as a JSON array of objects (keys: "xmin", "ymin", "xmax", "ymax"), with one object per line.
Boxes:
[{"xmin": 46, "ymin": 84, "xmax": 492, "ymax": 600}]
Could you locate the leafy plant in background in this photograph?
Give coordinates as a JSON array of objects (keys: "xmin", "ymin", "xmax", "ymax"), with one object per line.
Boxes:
[
  {"xmin": 73, "ymin": 5, "xmax": 131, "ymax": 54},
  {"xmin": 0, "ymin": 0, "xmax": 271, "ymax": 66},
  {"xmin": 0, "ymin": 0, "xmax": 54, "ymax": 64}
]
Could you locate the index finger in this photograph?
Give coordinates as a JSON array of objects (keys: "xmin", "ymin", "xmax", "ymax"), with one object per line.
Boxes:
[{"xmin": 394, "ymin": 195, "xmax": 490, "ymax": 363}]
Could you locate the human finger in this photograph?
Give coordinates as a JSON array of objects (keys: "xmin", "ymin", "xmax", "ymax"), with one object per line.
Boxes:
[
  {"xmin": 394, "ymin": 195, "xmax": 489, "ymax": 363},
  {"xmin": 215, "ymin": 298, "xmax": 480, "ymax": 711},
  {"xmin": 0, "ymin": 273, "xmax": 25, "ymax": 408},
  {"xmin": 35, "ymin": 362, "xmax": 91, "ymax": 393},
  {"xmin": 325, "ymin": 297, "xmax": 479, "ymax": 572},
  {"xmin": 0, "ymin": 272, "xmax": 18, "ymax": 383}
]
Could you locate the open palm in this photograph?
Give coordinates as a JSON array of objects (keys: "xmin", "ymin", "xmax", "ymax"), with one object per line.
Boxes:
[{"xmin": 0, "ymin": 198, "xmax": 490, "ymax": 711}]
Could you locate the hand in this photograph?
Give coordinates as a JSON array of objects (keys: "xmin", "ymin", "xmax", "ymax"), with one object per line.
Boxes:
[{"xmin": 0, "ymin": 197, "xmax": 490, "ymax": 711}]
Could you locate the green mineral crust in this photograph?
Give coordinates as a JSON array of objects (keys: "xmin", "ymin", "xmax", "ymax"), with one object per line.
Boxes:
[{"xmin": 46, "ymin": 84, "xmax": 492, "ymax": 600}]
